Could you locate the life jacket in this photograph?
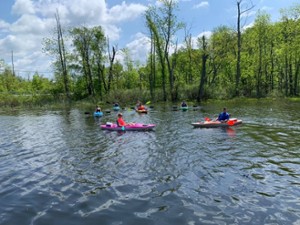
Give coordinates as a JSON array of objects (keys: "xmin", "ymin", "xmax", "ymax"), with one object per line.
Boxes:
[
  {"xmin": 138, "ymin": 105, "xmax": 145, "ymax": 110},
  {"xmin": 218, "ymin": 112, "xmax": 229, "ymax": 121},
  {"xmin": 117, "ymin": 117, "xmax": 126, "ymax": 126}
]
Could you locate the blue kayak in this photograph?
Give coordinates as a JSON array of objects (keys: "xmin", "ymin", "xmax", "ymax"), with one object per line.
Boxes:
[{"xmin": 94, "ymin": 111, "xmax": 103, "ymax": 117}]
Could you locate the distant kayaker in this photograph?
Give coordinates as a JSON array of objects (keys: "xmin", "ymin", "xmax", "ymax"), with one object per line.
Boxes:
[
  {"xmin": 116, "ymin": 113, "xmax": 134, "ymax": 126},
  {"xmin": 114, "ymin": 102, "xmax": 119, "ymax": 107},
  {"xmin": 96, "ymin": 106, "xmax": 101, "ymax": 112},
  {"xmin": 181, "ymin": 101, "xmax": 188, "ymax": 107},
  {"xmin": 216, "ymin": 107, "xmax": 230, "ymax": 122},
  {"xmin": 137, "ymin": 102, "xmax": 146, "ymax": 110}
]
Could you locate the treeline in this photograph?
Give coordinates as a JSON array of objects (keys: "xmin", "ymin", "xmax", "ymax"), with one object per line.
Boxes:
[{"xmin": 1, "ymin": 1, "xmax": 300, "ymax": 107}]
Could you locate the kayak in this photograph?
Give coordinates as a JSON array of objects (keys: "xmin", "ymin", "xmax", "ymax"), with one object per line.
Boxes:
[
  {"xmin": 101, "ymin": 123, "xmax": 155, "ymax": 131},
  {"xmin": 94, "ymin": 111, "xmax": 103, "ymax": 117},
  {"xmin": 136, "ymin": 109, "xmax": 148, "ymax": 113},
  {"xmin": 180, "ymin": 106, "xmax": 188, "ymax": 111},
  {"xmin": 113, "ymin": 106, "xmax": 120, "ymax": 111},
  {"xmin": 191, "ymin": 118, "xmax": 242, "ymax": 128}
]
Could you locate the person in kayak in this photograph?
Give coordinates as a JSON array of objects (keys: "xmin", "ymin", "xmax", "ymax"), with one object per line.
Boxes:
[
  {"xmin": 95, "ymin": 106, "xmax": 101, "ymax": 112},
  {"xmin": 181, "ymin": 101, "xmax": 188, "ymax": 107},
  {"xmin": 137, "ymin": 102, "xmax": 146, "ymax": 110},
  {"xmin": 217, "ymin": 107, "xmax": 230, "ymax": 122},
  {"xmin": 116, "ymin": 113, "xmax": 134, "ymax": 126}
]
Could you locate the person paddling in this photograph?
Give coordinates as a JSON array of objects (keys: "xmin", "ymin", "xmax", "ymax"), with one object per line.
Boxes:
[
  {"xmin": 137, "ymin": 102, "xmax": 146, "ymax": 110},
  {"xmin": 116, "ymin": 113, "xmax": 134, "ymax": 127},
  {"xmin": 216, "ymin": 107, "xmax": 230, "ymax": 122},
  {"xmin": 95, "ymin": 106, "xmax": 101, "ymax": 112},
  {"xmin": 181, "ymin": 101, "xmax": 188, "ymax": 107}
]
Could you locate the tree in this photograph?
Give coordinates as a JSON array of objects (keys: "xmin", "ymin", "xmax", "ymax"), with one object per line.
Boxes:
[
  {"xmin": 253, "ymin": 12, "xmax": 272, "ymax": 97},
  {"xmin": 70, "ymin": 26, "xmax": 94, "ymax": 96},
  {"xmin": 209, "ymin": 26, "xmax": 236, "ymax": 96},
  {"xmin": 197, "ymin": 35, "xmax": 209, "ymax": 101},
  {"xmin": 145, "ymin": 0, "xmax": 184, "ymax": 101},
  {"xmin": 278, "ymin": 4, "xmax": 300, "ymax": 96},
  {"xmin": 43, "ymin": 10, "xmax": 71, "ymax": 100},
  {"xmin": 183, "ymin": 28, "xmax": 194, "ymax": 84},
  {"xmin": 235, "ymin": 0, "xmax": 255, "ymax": 96},
  {"xmin": 107, "ymin": 39, "xmax": 117, "ymax": 93},
  {"xmin": 90, "ymin": 26, "xmax": 107, "ymax": 99},
  {"xmin": 148, "ymin": 29, "xmax": 156, "ymax": 99},
  {"xmin": 55, "ymin": 10, "xmax": 70, "ymax": 100},
  {"xmin": 146, "ymin": 9, "xmax": 167, "ymax": 101}
]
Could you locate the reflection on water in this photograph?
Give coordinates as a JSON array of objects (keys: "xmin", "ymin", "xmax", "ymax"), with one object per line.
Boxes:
[{"xmin": 0, "ymin": 100, "xmax": 300, "ymax": 225}]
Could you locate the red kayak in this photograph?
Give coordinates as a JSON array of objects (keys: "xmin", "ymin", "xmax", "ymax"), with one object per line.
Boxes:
[
  {"xmin": 101, "ymin": 123, "xmax": 155, "ymax": 131},
  {"xmin": 191, "ymin": 118, "xmax": 242, "ymax": 128}
]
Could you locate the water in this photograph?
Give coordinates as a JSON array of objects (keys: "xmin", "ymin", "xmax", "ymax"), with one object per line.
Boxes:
[{"xmin": 1, "ymin": 100, "xmax": 300, "ymax": 225}]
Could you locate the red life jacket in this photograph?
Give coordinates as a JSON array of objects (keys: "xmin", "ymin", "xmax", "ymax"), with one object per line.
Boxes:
[{"xmin": 117, "ymin": 117, "xmax": 126, "ymax": 126}]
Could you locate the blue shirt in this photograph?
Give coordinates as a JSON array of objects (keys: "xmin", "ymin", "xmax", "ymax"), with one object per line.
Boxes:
[{"xmin": 218, "ymin": 112, "xmax": 230, "ymax": 121}]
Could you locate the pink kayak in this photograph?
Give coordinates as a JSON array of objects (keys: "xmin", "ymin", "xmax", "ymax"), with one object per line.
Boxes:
[
  {"xmin": 101, "ymin": 123, "xmax": 156, "ymax": 131},
  {"xmin": 191, "ymin": 118, "xmax": 242, "ymax": 128}
]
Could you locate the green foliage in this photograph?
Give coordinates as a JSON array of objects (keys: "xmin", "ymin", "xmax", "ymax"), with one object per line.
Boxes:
[
  {"xmin": 2, "ymin": 3, "xmax": 300, "ymax": 108},
  {"xmin": 101, "ymin": 88, "xmax": 151, "ymax": 106}
]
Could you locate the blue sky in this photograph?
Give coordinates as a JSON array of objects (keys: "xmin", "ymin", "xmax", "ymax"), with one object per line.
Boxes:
[{"xmin": 0, "ymin": 0, "xmax": 299, "ymax": 79}]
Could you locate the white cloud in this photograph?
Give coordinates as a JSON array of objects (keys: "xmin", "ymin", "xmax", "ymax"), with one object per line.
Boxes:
[
  {"xmin": 0, "ymin": 20, "xmax": 10, "ymax": 33},
  {"xmin": 107, "ymin": 1, "xmax": 147, "ymax": 23},
  {"xmin": 115, "ymin": 32, "xmax": 150, "ymax": 66},
  {"xmin": 125, "ymin": 33, "xmax": 151, "ymax": 64},
  {"xmin": 103, "ymin": 25, "xmax": 122, "ymax": 43},
  {"xmin": 0, "ymin": 0, "xmax": 149, "ymax": 78},
  {"xmin": 191, "ymin": 31, "xmax": 212, "ymax": 48},
  {"xmin": 10, "ymin": 14, "xmax": 49, "ymax": 35},
  {"xmin": 193, "ymin": 1, "xmax": 209, "ymax": 9},
  {"xmin": 243, "ymin": 21, "xmax": 255, "ymax": 31},
  {"xmin": 12, "ymin": 0, "xmax": 35, "ymax": 15},
  {"xmin": 0, "ymin": 34, "xmax": 35, "ymax": 53},
  {"xmin": 178, "ymin": 31, "xmax": 212, "ymax": 50}
]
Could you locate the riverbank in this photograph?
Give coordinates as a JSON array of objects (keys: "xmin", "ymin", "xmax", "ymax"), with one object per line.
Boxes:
[{"xmin": 1, "ymin": 94, "xmax": 299, "ymax": 113}]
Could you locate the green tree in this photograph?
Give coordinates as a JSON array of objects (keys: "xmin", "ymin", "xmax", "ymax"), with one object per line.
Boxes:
[
  {"xmin": 145, "ymin": 0, "xmax": 184, "ymax": 101},
  {"xmin": 197, "ymin": 35, "xmax": 209, "ymax": 101}
]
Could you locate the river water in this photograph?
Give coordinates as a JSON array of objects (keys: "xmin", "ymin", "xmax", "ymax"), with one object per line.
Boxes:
[{"xmin": 0, "ymin": 100, "xmax": 299, "ymax": 225}]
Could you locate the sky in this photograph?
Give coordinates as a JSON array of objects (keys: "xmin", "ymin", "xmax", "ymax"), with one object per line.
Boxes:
[{"xmin": 0, "ymin": 0, "xmax": 299, "ymax": 79}]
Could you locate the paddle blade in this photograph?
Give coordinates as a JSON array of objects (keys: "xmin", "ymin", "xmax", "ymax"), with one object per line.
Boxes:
[{"xmin": 145, "ymin": 101, "xmax": 151, "ymax": 105}]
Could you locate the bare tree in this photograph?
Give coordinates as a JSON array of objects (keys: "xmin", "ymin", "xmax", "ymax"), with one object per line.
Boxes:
[
  {"xmin": 236, "ymin": 0, "xmax": 255, "ymax": 96},
  {"xmin": 107, "ymin": 39, "xmax": 116, "ymax": 93},
  {"xmin": 55, "ymin": 10, "xmax": 70, "ymax": 100}
]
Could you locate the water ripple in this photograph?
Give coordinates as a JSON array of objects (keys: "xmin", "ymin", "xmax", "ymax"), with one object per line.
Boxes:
[{"xmin": 1, "ymin": 105, "xmax": 300, "ymax": 224}]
